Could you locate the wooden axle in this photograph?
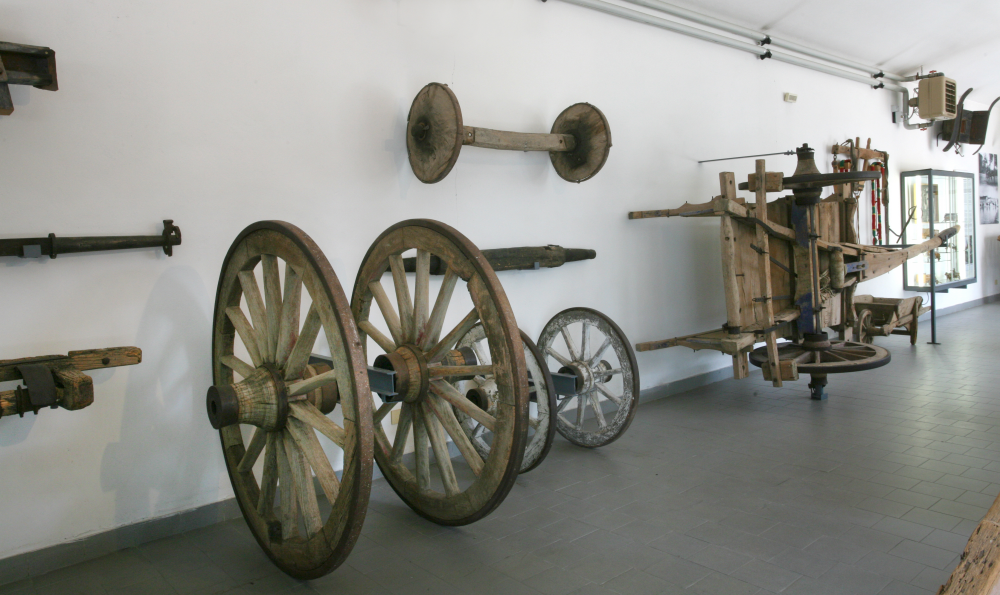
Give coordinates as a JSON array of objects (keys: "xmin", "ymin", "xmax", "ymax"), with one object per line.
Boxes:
[
  {"xmin": 406, "ymin": 82, "xmax": 611, "ymax": 184},
  {"xmin": 0, "ymin": 346, "xmax": 141, "ymax": 417}
]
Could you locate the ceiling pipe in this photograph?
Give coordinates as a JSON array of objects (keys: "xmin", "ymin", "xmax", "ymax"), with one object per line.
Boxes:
[
  {"xmin": 620, "ymin": 0, "xmax": 904, "ymax": 82},
  {"xmin": 551, "ymin": 0, "xmax": 904, "ymax": 92}
]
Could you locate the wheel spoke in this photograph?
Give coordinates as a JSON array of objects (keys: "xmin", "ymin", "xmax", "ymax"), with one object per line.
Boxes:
[
  {"xmin": 289, "ymin": 401, "xmax": 346, "ymax": 447},
  {"xmin": 391, "ymin": 403, "xmax": 413, "ymax": 461},
  {"xmin": 284, "ymin": 304, "xmax": 321, "ymax": 381},
  {"xmin": 426, "ymin": 393, "xmax": 484, "ymax": 476},
  {"xmin": 359, "ymin": 321, "xmax": 396, "ymax": 354},
  {"xmin": 471, "ymin": 341, "xmax": 490, "ymax": 367},
  {"xmin": 256, "ymin": 432, "xmax": 278, "ymax": 516},
  {"xmin": 287, "ymin": 417, "xmax": 340, "ymax": 507},
  {"xmin": 412, "ymin": 407, "xmax": 431, "ymax": 490},
  {"xmin": 587, "ymin": 337, "xmax": 612, "ymax": 366},
  {"xmin": 561, "ymin": 326, "xmax": 580, "ymax": 362},
  {"xmin": 429, "ymin": 379, "xmax": 496, "ymax": 432},
  {"xmin": 822, "ymin": 350, "xmax": 850, "ymax": 362},
  {"xmin": 275, "ymin": 264, "xmax": 302, "ymax": 366},
  {"xmin": 221, "ymin": 354, "xmax": 255, "ymax": 378},
  {"xmin": 427, "ymin": 365, "xmax": 494, "ymax": 379},
  {"xmin": 556, "ymin": 395, "xmax": 574, "ymax": 413},
  {"xmin": 275, "ymin": 433, "xmax": 299, "ymax": 539},
  {"xmin": 426, "ymin": 308, "xmax": 480, "ymax": 363},
  {"xmin": 226, "ymin": 307, "xmax": 263, "ymax": 367},
  {"xmin": 575, "ymin": 392, "xmax": 587, "ymax": 429},
  {"xmin": 528, "ymin": 416, "xmax": 540, "ymax": 430},
  {"xmin": 581, "ymin": 323, "xmax": 590, "ymax": 361},
  {"xmin": 239, "ymin": 270, "xmax": 272, "ymax": 363},
  {"xmin": 369, "ymin": 280, "xmax": 403, "ymax": 346},
  {"xmin": 827, "ymin": 348, "xmax": 867, "ymax": 361},
  {"xmin": 589, "ymin": 392, "xmax": 608, "ymax": 429},
  {"xmin": 414, "ymin": 250, "xmax": 431, "ymax": 342},
  {"xmin": 238, "ymin": 428, "xmax": 267, "ymax": 473},
  {"xmin": 423, "ymin": 404, "xmax": 461, "ymax": 496},
  {"xmin": 287, "ymin": 368, "xmax": 338, "ymax": 397},
  {"xmin": 262, "ymin": 254, "xmax": 283, "ymax": 366},
  {"xmin": 283, "ymin": 430, "xmax": 323, "ymax": 537},
  {"xmin": 545, "ymin": 347, "xmax": 573, "ymax": 369},
  {"xmin": 595, "ymin": 382, "xmax": 622, "ymax": 405},
  {"xmin": 374, "ymin": 401, "xmax": 396, "ymax": 425},
  {"xmin": 420, "ymin": 268, "xmax": 459, "ymax": 350},
  {"xmin": 389, "ymin": 255, "xmax": 414, "ymax": 344}
]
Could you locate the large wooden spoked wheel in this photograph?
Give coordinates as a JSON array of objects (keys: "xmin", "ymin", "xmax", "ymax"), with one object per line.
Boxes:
[
  {"xmin": 210, "ymin": 221, "xmax": 373, "ymax": 580},
  {"xmin": 748, "ymin": 340, "xmax": 891, "ymax": 373},
  {"xmin": 454, "ymin": 325, "xmax": 557, "ymax": 474},
  {"xmin": 538, "ymin": 308, "xmax": 639, "ymax": 448},
  {"xmin": 351, "ymin": 220, "xmax": 528, "ymax": 525}
]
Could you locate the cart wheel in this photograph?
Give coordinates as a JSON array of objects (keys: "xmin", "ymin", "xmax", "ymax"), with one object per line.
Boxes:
[
  {"xmin": 454, "ymin": 326, "xmax": 556, "ymax": 473},
  {"xmin": 855, "ymin": 309, "xmax": 874, "ymax": 344},
  {"xmin": 208, "ymin": 221, "xmax": 373, "ymax": 580},
  {"xmin": 351, "ymin": 220, "xmax": 528, "ymax": 525},
  {"xmin": 748, "ymin": 340, "xmax": 890, "ymax": 374},
  {"xmin": 538, "ymin": 308, "xmax": 639, "ymax": 448}
]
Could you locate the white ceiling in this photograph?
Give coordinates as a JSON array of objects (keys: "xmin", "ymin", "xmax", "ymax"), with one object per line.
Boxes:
[{"xmin": 644, "ymin": 0, "xmax": 1000, "ymax": 105}]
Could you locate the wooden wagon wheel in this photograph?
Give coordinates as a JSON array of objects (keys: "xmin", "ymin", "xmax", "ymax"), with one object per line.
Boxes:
[
  {"xmin": 454, "ymin": 325, "xmax": 557, "ymax": 473},
  {"xmin": 207, "ymin": 221, "xmax": 373, "ymax": 580},
  {"xmin": 538, "ymin": 308, "xmax": 639, "ymax": 448},
  {"xmin": 351, "ymin": 220, "xmax": 528, "ymax": 525},
  {"xmin": 748, "ymin": 340, "xmax": 891, "ymax": 374},
  {"xmin": 855, "ymin": 309, "xmax": 874, "ymax": 344}
]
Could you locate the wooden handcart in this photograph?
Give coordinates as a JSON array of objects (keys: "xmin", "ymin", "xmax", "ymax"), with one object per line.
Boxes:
[
  {"xmin": 853, "ymin": 295, "xmax": 928, "ymax": 345},
  {"xmin": 630, "ymin": 144, "xmax": 958, "ymax": 400}
]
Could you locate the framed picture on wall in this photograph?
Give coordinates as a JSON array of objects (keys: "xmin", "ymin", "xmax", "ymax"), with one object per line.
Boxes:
[{"xmin": 980, "ymin": 153, "xmax": 999, "ymax": 224}]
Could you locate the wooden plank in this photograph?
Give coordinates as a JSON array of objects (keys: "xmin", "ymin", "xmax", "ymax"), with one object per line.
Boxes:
[
  {"xmin": 752, "ymin": 159, "xmax": 782, "ymax": 387},
  {"xmin": 745, "ymin": 172, "xmax": 784, "ymax": 193},
  {"xmin": 938, "ymin": 491, "xmax": 1000, "ymax": 594},
  {"xmin": 719, "ymin": 172, "xmax": 744, "ymax": 332},
  {"xmin": 465, "ymin": 126, "xmax": 576, "ymax": 152}
]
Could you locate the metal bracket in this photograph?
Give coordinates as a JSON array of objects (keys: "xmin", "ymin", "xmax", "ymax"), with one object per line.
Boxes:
[
  {"xmin": 845, "ymin": 262, "xmax": 868, "ymax": 273},
  {"xmin": 550, "ymin": 372, "xmax": 578, "ymax": 396},
  {"xmin": 16, "ymin": 363, "xmax": 58, "ymax": 410}
]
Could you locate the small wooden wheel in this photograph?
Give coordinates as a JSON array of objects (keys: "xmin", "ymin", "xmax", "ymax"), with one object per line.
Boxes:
[
  {"xmin": 209, "ymin": 221, "xmax": 373, "ymax": 580},
  {"xmin": 549, "ymin": 103, "xmax": 612, "ymax": 183},
  {"xmin": 351, "ymin": 220, "xmax": 528, "ymax": 525},
  {"xmin": 454, "ymin": 326, "xmax": 557, "ymax": 473},
  {"xmin": 538, "ymin": 308, "xmax": 639, "ymax": 448},
  {"xmin": 855, "ymin": 309, "xmax": 874, "ymax": 344},
  {"xmin": 748, "ymin": 340, "xmax": 891, "ymax": 374},
  {"xmin": 406, "ymin": 83, "xmax": 464, "ymax": 184}
]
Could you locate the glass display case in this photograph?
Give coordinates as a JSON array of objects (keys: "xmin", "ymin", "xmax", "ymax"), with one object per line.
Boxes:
[{"xmin": 900, "ymin": 169, "xmax": 976, "ymax": 291}]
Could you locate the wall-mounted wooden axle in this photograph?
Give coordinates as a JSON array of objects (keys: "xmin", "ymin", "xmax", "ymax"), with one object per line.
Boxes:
[{"xmin": 406, "ymin": 82, "xmax": 611, "ymax": 184}]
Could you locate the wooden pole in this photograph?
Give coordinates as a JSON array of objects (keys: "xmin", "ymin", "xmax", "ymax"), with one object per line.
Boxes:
[{"xmin": 753, "ymin": 159, "xmax": 782, "ymax": 387}]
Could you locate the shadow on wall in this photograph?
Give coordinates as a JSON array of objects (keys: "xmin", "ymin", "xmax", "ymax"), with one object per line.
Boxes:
[{"xmin": 100, "ymin": 265, "xmax": 216, "ymax": 527}]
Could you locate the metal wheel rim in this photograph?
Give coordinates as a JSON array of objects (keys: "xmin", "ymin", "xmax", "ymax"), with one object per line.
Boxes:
[
  {"xmin": 212, "ymin": 221, "xmax": 373, "ymax": 580},
  {"xmin": 454, "ymin": 325, "xmax": 556, "ymax": 473},
  {"xmin": 351, "ymin": 219, "xmax": 528, "ymax": 525},
  {"xmin": 538, "ymin": 307, "xmax": 639, "ymax": 448}
]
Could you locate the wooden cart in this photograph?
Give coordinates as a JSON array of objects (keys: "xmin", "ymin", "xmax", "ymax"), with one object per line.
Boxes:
[
  {"xmin": 629, "ymin": 144, "xmax": 958, "ymax": 400},
  {"xmin": 853, "ymin": 295, "xmax": 928, "ymax": 345}
]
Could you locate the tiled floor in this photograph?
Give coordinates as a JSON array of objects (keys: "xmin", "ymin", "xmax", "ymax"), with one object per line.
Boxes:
[{"xmin": 4, "ymin": 302, "xmax": 999, "ymax": 595}]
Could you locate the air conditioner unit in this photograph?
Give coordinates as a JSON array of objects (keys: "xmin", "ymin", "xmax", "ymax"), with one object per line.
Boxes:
[{"xmin": 916, "ymin": 77, "xmax": 957, "ymax": 120}]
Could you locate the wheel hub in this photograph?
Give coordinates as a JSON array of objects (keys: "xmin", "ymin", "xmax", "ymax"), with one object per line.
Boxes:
[
  {"xmin": 559, "ymin": 361, "xmax": 595, "ymax": 393},
  {"xmin": 206, "ymin": 364, "xmax": 288, "ymax": 431},
  {"xmin": 373, "ymin": 345, "xmax": 428, "ymax": 404}
]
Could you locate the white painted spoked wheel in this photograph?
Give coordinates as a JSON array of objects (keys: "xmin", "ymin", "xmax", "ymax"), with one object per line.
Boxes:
[
  {"xmin": 351, "ymin": 219, "xmax": 528, "ymax": 525},
  {"xmin": 537, "ymin": 307, "xmax": 639, "ymax": 448},
  {"xmin": 454, "ymin": 325, "xmax": 557, "ymax": 473},
  {"xmin": 209, "ymin": 221, "xmax": 373, "ymax": 580}
]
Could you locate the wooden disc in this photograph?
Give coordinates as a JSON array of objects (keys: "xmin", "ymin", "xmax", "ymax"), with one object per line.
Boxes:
[
  {"xmin": 538, "ymin": 308, "xmax": 639, "ymax": 448},
  {"xmin": 212, "ymin": 221, "xmax": 373, "ymax": 580},
  {"xmin": 406, "ymin": 83, "xmax": 464, "ymax": 184},
  {"xmin": 351, "ymin": 219, "xmax": 528, "ymax": 525},
  {"xmin": 549, "ymin": 103, "xmax": 611, "ymax": 183}
]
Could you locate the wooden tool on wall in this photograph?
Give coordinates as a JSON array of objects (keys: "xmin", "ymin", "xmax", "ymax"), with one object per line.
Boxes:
[
  {"xmin": 406, "ymin": 83, "xmax": 611, "ymax": 184},
  {"xmin": 0, "ymin": 347, "xmax": 142, "ymax": 418},
  {"xmin": 0, "ymin": 41, "xmax": 57, "ymax": 116}
]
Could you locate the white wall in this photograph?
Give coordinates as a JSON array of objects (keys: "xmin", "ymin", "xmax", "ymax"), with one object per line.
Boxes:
[{"xmin": 1, "ymin": 0, "xmax": 998, "ymax": 560}]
